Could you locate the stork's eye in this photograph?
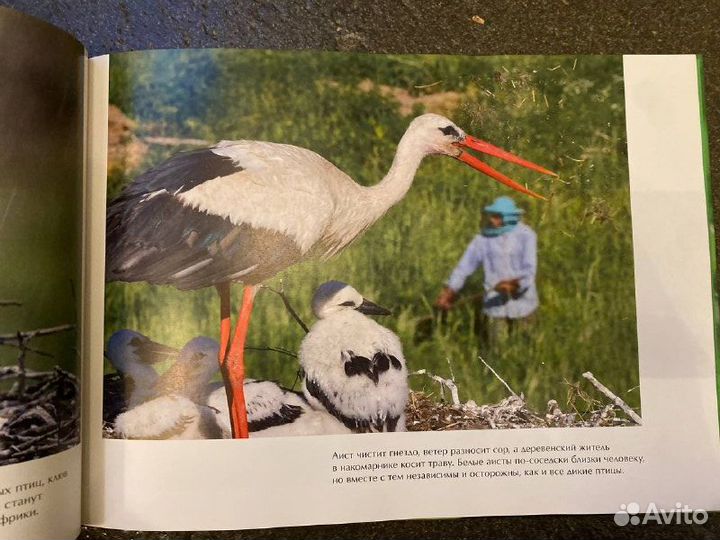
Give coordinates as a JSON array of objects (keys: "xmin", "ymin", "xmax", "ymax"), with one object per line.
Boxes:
[
  {"xmin": 340, "ymin": 301, "xmax": 356, "ymax": 307},
  {"xmin": 192, "ymin": 352, "xmax": 205, "ymax": 361},
  {"xmin": 439, "ymin": 125, "xmax": 460, "ymax": 138}
]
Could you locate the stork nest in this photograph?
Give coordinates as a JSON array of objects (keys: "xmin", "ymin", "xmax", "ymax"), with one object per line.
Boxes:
[
  {"xmin": 0, "ymin": 367, "xmax": 80, "ymax": 465},
  {"xmin": 404, "ymin": 390, "xmax": 635, "ymax": 431}
]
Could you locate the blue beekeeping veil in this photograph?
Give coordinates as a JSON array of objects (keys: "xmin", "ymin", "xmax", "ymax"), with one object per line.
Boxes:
[{"xmin": 482, "ymin": 196, "xmax": 524, "ymax": 236}]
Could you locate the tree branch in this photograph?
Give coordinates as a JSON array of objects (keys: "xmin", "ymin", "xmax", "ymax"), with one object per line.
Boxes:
[{"xmin": 0, "ymin": 324, "xmax": 74, "ymax": 346}]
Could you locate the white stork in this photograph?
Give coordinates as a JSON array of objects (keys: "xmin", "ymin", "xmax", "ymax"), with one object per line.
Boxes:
[
  {"xmin": 105, "ymin": 113, "xmax": 555, "ymax": 439},
  {"xmin": 143, "ymin": 336, "xmax": 352, "ymax": 438},
  {"xmin": 300, "ymin": 281, "xmax": 409, "ymax": 432},
  {"xmin": 207, "ymin": 379, "xmax": 351, "ymax": 438},
  {"xmin": 113, "ymin": 336, "xmax": 223, "ymax": 440},
  {"xmin": 104, "ymin": 329, "xmax": 178, "ymax": 424}
]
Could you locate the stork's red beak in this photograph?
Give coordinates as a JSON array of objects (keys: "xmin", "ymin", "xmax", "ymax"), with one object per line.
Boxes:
[{"xmin": 455, "ymin": 135, "xmax": 557, "ymax": 200}]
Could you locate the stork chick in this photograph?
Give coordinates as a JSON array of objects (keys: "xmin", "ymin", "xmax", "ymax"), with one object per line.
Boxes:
[
  {"xmin": 207, "ymin": 380, "xmax": 351, "ymax": 438},
  {"xmin": 300, "ymin": 281, "xmax": 409, "ymax": 433},
  {"xmin": 113, "ymin": 336, "xmax": 222, "ymax": 440},
  {"xmin": 104, "ymin": 329, "xmax": 178, "ymax": 425}
]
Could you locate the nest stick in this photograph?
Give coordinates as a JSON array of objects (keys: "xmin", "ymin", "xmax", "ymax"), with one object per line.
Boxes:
[
  {"xmin": 245, "ymin": 345, "xmax": 297, "ymax": 358},
  {"xmin": 261, "ymin": 285, "xmax": 309, "ymax": 334},
  {"xmin": 411, "ymin": 369, "xmax": 460, "ymax": 406},
  {"xmin": 582, "ymin": 371, "xmax": 642, "ymax": 425},
  {"xmin": 0, "ymin": 367, "xmax": 80, "ymax": 465},
  {"xmin": 478, "ymin": 355, "xmax": 518, "ymax": 397}
]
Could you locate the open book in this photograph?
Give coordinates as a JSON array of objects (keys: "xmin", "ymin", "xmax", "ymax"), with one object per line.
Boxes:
[{"xmin": 0, "ymin": 6, "xmax": 718, "ymax": 539}]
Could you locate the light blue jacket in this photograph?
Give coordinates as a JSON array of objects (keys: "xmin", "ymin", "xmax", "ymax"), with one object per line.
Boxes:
[{"xmin": 446, "ymin": 222, "xmax": 538, "ymax": 319}]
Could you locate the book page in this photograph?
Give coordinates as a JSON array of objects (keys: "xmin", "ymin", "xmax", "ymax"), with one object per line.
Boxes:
[
  {"xmin": 84, "ymin": 51, "xmax": 719, "ymax": 530},
  {"xmin": 0, "ymin": 7, "xmax": 84, "ymax": 540}
]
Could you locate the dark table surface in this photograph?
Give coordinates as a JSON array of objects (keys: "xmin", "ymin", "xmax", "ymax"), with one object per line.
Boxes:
[{"xmin": 1, "ymin": 1, "xmax": 718, "ymax": 538}]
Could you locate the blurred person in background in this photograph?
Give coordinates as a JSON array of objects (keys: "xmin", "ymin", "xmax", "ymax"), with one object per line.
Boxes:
[{"xmin": 435, "ymin": 196, "xmax": 538, "ymax": 343}]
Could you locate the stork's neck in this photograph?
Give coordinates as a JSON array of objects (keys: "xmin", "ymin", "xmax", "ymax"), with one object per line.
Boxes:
[
  {"xmin": 126, "ymin": 364, "xmax": 159, "ymax": 406},
  {"xmin": 322, "ymin": 132, "xmax": 428, "ymax": 256},
  {"xmin": 365, "ymin": 134, "xmax": 428, "ymax": 216}
]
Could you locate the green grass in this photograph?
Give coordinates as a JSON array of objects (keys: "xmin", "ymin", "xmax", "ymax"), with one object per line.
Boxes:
[{"xmin": 104, "ymin": 51, "xmax": 640, "ymax": 414}]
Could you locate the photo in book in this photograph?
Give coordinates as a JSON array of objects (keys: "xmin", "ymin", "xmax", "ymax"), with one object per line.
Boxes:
[{"xmin": 102, "ymin": 50, "xmax": 640, "ymax": 440}]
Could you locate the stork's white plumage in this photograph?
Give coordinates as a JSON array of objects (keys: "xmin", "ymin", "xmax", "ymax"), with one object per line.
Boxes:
[
  {"xmin": 300, "ymin": 281, "xmax": 409, "ymax": 433},
  {"xmin": 106, "ymin": 113, "xmax": 556, "ymax": 438},
  {"xmin": 105, "ymin": 329, "xmax": 178, "ymax": 413},
  {"xmin": 208, "ymin": 380, "xmax": 351, "ymax": 438},
  {"xmin": 113, "ymin": 394, "xmax": 219, "ymax": 440},
  {"xmin": 113, "ymin": 336, "xmax": 222, "ymax": 440},
  {"xmin": 110, "ymin": 335, "xmax": 349, "ymax": 438},
  {"xmin": 154, "ymin": 336, "xmax": 221, "ymax": 404}
]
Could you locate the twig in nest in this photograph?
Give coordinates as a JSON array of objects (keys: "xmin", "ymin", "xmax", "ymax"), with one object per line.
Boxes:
[
  {"xmin": 582, "ymin": 372, "xmax": 642, "ymax": 425},
  {"xmin": 0, "ymin": 367, "xmax": 80, "ymax": 465},
  {"xmin": 0, "ymin": 324, "xmax": 74, "ymax": 394},
  {"xmin": 445, "ymin": 357, "xmax": 456, "ymax": 383},
  {"xmin": 261, "ymin": 283, "xmax": 309, "ymax": 334},
  {"xmin": 478, "ymin": 355, "xmax": 518, "ymax": 397},
  {"xmin": 0, "ymin": 300, "xmax": 21, "ymax": 307},
  {"xmin": 411, "ymin": 369, "xmax": 460, "ymax": 406},
  {"xmin": 563, "ymin": 377, "xmax": 600, "ymax": 416},
  {"xmin": 244, "ymin": 345, "xmax": 297, "ymax": 358}
]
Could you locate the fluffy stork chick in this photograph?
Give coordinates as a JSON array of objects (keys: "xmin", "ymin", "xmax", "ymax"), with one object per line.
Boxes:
[
  {"xmin": 154, "ymin": 336, "xmax": 221, "ymax": 404},
  {"xmin": 300, "ymin": 281, "xmax": 409, "ymax": 433},
  {"xmin": 207, "ymin": 380, "xmax": 351, "ymax": 438},
  {"xmin": 113, "ymin": 336, "xmax": 223, "ymax": 440},
  {"xmin": 104, "ymin": 330, "xmax": 178, "ymax": 424}
]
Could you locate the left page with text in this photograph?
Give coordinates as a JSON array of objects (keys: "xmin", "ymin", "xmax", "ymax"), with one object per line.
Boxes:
[{"xmin": 0, "ymin": 7, "xmax": 85, "ymax": 540}]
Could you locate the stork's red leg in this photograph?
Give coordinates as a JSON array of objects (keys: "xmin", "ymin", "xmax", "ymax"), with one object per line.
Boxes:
[
  {"xmin": 224, "ymin": 285, "xmax": 255, "ymax": 439},
  {"xmin": 216, "ymin": 282, "xmax": 240, "ymax": 438},
  {"xmin": 216, "ymin": 282, "xmax": 232, "ymax": 365}
]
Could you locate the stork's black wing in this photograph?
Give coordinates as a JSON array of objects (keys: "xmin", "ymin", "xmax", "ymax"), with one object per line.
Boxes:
[
  {"xmin": 119, "ymin": 148, "xmax": 240, "ymax": 198},
  {"xmin": 343, "ymin": 350, "xmax": 402, "ymax": 385},
  {"xmin": 248, "ymin": 403, "xmax": 305, "ymax": 432},
  {"xmin": 343, "ymin": 351, "xmax": 375, "ymax": 382},
  {"xmin": 106, "ymin": 148, "xmax": 301, "ymax": 289},
  {"xmin": 245, "ymin": 380, "xmax": 306, "ymax": 433}
]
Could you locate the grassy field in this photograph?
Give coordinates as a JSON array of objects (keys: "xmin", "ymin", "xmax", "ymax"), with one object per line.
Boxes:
[{"xmin": 105, "ymin": 51, "xmax": 640, "ymax": 415}]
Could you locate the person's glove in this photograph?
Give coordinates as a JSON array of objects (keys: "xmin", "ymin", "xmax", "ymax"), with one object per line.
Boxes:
[
  {"xmin": 435, "ymin": 287, "xmax": 457, "ymax": 311},
  {"xmin": 494, "ymin": 279, "xmax": 520, "ymax": 296}
]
